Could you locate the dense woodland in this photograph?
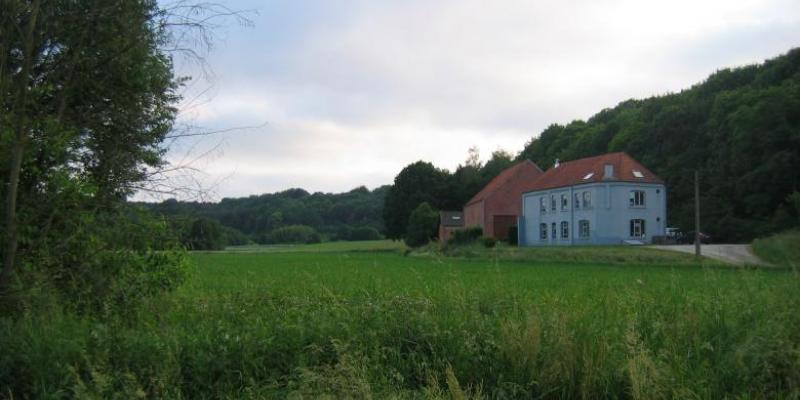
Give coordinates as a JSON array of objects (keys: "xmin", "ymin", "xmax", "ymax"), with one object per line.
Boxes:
[{"xmin": 142, "ymin": 186, "xmax": 389, "ymax": 248}]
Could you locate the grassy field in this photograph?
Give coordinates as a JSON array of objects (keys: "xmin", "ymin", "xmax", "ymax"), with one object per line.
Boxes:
[{"xmin": 2, "ymin": 242, "xmax": 800, "ymax": 398}]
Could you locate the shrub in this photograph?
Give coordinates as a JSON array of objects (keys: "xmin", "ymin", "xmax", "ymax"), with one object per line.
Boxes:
[
  {"xmin": 449, "ymin": 227, "xmax": 483, "ymax": 245},
  {"xmin": 185, "ymin": 217, "xmax": 225, "ymax": 250},
  {"xmin": 13, "ymin": 206, "xmax": 191, "ymax": 315},
  {"xmin": 481, "ymin": 236, "xmax": 497, "ymax": 248},
  {"xmin": 507, "ymin": 226, "xmax": 518, "ymax": 246},
  {"xmin": 269, "ymin": 225, "xmax": 322, "ymax": 244},
  {"xmin": 349, "ymin": 226, "xmax": 382, "ymax": 241},
  {"xmin": 405, "ymin": 202, "xmax": 439, "ymax": 248}
]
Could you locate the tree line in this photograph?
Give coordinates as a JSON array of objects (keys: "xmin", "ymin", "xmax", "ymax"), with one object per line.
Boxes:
[
  {"xmin": 141, "ymin": 186, "xmax": 389, "ymax": 249},
  {"xmin": 384, "ymin": 48, "xmax": 800, "ymax": 243}
]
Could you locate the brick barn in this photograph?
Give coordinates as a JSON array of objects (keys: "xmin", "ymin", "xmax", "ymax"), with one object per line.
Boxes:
[{"xmin": 463, "ymin": 160, "xmax": 543, "ymax": 240}]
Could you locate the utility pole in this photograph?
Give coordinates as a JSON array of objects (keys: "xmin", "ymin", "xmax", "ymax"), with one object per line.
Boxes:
[{"xmin": 694, "ymin": 170, "xmax": 701, "ymax": 257}]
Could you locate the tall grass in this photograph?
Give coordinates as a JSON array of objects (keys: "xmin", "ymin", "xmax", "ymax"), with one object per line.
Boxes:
[
  {"xmin": 753, "ymin": 230, "xmax": 800, "ymax": 268},
  {"xmin": 2, "ymin": 251, "xmax": 799, "ymax": 398}
]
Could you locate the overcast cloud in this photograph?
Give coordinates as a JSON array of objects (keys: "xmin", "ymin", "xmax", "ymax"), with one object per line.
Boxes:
[{"xmin": 162, "ymin": 0, "xmax": 800, "ymax": 200}]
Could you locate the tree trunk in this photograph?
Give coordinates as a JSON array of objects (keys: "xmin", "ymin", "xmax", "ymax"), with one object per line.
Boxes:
[{"xmin": 0, "ymin": 0, "xmax": 41, "ymax": 291}]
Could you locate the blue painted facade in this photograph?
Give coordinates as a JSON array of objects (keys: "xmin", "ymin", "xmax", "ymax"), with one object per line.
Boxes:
[{"xmin": 520, "ymin": 182, "xmax": 667, "ymax": 246}]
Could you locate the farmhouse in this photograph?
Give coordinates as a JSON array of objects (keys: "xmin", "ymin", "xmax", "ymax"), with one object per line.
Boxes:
[
  {"xmin": 519, "ymin": 152, "xmax": 666, "ymax": 246},
  {"xmin": 464, "ymin": 160, "xmax": 543, "ymax": 240}
]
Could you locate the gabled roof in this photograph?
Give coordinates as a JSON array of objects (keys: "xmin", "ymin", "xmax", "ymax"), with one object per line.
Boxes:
[
  {"xmin": 523, "ymin": 152, "xmax": 663, "ymax": 192},
  {"xmin": 440, "ymin": 211, "xmax": 465, "ymax": 227},
  {"xmin": 466, "ymin": 160, "xmax": 543, "ymax": 206}
]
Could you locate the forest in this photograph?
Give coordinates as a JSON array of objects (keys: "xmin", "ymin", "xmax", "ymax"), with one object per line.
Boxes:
[{"xmin": 141, "ymin": 186, "xmax": 389, "ymax": 248}]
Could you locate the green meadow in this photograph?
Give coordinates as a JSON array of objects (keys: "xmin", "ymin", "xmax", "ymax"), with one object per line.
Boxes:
[{"xmin": 2, "ymin": 241, "xmax": 799, "ymax": 399}]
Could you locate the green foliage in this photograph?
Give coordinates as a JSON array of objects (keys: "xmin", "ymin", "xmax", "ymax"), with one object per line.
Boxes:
[
  {"xmin": 752, "ymin": 230, "xmax": 800, "ymax": 268},
  {"xmin": 186, "ymin": 217, "xmax": 225, "ymax": 250},
  {"xmin": 507, "ymin": 226, "xmax": 518, "ymax": 246},
  {"xmin": 517, "ymin": 48, "xmax": 800, "ymax": 242},
  {"xmin": 13, "ymin": 205, "xmax": 190, "ymax": 315},
  {"xmin": 449, "ymin": 226, "xmax": 484, "ymax": 246},
  {"xmin": 349, "ymin": 226, "xmax": 383, "ymax": 241},
  {"xmin": 268, "ymin": 224, "xmax": 322, "ymax": 244},
  {"xmin": 404, "ymin": 202, "xmax": 439, "ymax": 247},
  {"xmin": 480, "ymin": 236, "xmax": 497, "ymax": 248},
  {"xmin": 384, "ymin": 162, "xmax": 451, "ymax": 239},
  {"xmin": 2, "ymin": 250, "xmax": 799, "ymax": 398},
  {"xmin": 0, "ymin": 1, "xmax": 189, "ymax": 311},
  {"xmin": 143, "ymin": 185, "xmax": 388, "ymax": 243}
]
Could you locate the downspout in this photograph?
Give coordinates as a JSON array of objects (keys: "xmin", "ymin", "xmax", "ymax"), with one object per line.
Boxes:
[{"xmin": 570, "ymin": 186, "xmax": 574, "ymax": 245}]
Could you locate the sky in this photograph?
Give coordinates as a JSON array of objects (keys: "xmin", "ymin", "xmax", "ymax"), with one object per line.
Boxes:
[{"xmin": 161, "ymin": 0, "xmax": 800, "ymax": 200}]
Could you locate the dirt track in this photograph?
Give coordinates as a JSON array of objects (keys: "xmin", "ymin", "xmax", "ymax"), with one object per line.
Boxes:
[{"xmin": 648, "ymin": 244, "xmax": 768, "ymax": 266}]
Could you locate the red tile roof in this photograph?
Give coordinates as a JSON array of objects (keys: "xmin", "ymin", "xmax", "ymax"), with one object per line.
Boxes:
[
  {"xmin": 522, "ymin": 152, "xmax": 663, "ymax": 192},
  {"xmin": 466, "ymin": 160, "xmax": 543, "ymax": 206}
]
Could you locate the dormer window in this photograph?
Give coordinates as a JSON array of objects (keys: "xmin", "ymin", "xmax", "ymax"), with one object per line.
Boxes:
[
  {"xmin": 632, "ymin": 170, "xmax": 644, "ymax": 178},
  {"xmin": 582, "ymin": 172, "xmax": 594, "ymax": 180}
]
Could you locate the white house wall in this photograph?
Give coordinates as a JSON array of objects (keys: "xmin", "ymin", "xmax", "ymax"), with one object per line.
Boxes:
[{"xmin": 520, "ymin": 182, "xmax": 666, "ymax": 246}]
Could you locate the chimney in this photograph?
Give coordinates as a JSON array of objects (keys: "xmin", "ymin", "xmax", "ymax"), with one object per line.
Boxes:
[
  {"xmin": 603, "ymin": 163, "xmax": 614, "ymax": 179},
  {"xmin": 554, "ymin": 158, "xmax": 560, "ymax": 168}
]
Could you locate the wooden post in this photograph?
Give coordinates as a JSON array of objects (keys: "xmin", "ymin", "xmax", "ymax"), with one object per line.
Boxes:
[{"xmin": 694, "ymin": 170, "xmax": 701, "ymax": 257}]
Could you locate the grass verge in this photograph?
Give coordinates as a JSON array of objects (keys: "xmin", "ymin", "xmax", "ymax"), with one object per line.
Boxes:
[{"xmin": 752, "ymin": 230, "xmax": 800, "ymax": 268}]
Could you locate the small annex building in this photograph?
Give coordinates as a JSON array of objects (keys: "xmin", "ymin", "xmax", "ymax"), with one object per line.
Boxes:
[
  {"xmin": 463, "ymin": 160, "xmax": 543, "ymax": 240},
  {"xmin": 519, "ymin": 152, "xmax": 666, "ymax": 246},
  {"xmin": 439, "ymin": 211, "xmax": 464, "ymax": 242}
]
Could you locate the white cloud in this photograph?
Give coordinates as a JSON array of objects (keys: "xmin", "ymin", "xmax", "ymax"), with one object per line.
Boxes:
[{"xmin": 161, "ymin": 0, "xmax": 800, "ymax": 199}]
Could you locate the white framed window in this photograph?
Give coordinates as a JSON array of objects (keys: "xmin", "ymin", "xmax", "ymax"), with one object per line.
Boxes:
[
  {"xmin": 539, "ymin": 197, "xmax": 546, "ymax": 213},
  {"xmin": 630, "ymin": 219, "xmax": 646, "ymax": 238},
  {"xmin": 539, "ymin": 223, "xmax": 547, "ymax": 240},
  {"xmin": 632, "ymin": 170, "xmax": 644, "ymax": 178},
  {"xmin": 551, "ymin": 195, "xmax": 556, "ymax": 211},
  {"xmin": 560, "ymin": 221, "xmax": 569, "ymax": 239},
  {"xmin": 579, "ymin": 220, "xmax": 590, "ymax": 238},
  {"xmin": 561, "ymin": 194, "xmax": 568, "ymax": 210},
  {"xmin": 582, "ymin": 191, "xmax": 591, "ymax": 208},
  {"xmin": 629, "ymin": 190, "xmax": 645, "ymax": 207},
  {"xmin": 551, "ymin": 222, "xmax": 556, "ymax": 239},
  {"xmin": 574, "ymin": 193, "xmax": 580, "ymax": 209}
]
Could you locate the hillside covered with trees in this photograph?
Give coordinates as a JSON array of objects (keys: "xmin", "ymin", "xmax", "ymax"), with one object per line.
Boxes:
[
  {"xmin": 517, "ymin": 48, "xmax": 800, "ymax": 242},
  {"xmin": 384, "ymin": 48, "xmax": 800, "ymax": 243},
  {"xmin": 143, "ymin": 186, "xmax": 389, "ymax": 247}
]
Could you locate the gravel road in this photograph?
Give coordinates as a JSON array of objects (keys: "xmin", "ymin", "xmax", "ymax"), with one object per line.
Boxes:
[{"xmin": 648, "ymin": 244, "xmax": 768, "ymax": 266}]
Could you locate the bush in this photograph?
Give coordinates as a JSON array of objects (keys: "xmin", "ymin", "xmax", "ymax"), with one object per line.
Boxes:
[
  {"xmin": 349, "ymin": 226, "xmax": 382, "ymax": 241},
  {"xmin": 507, "ymin": 225, "xmax": 518, "ymax": 246},
  {"xmin": 13, "ymin": 206, "xmax": 191, "ymax": 315},
  {"xmin": 481, "ymin": 236, "xmax": 497, "ymax": 248},
  {"xmin": 405, "ymin": 202, "xmax": 439, "ymax": 248},
  {"xmin": 269, "ymin": 225, "xmax": 322, "ymax": 244},
  {"xmin": 449, "ymin": 226, "xmax": 483, "ymax": 245},
  {"xmin": 185, "ymin": 217, "xmax": 225, "ymax": 250}
]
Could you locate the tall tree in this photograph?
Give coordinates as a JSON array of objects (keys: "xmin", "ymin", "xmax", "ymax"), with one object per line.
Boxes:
[
  {"xmin": 0, "ymin": 0, "xmax": 180, "ymax": 289},
  {"xmin": 383, "ymin": 161, "xmax": 449, "ymax": 239}
]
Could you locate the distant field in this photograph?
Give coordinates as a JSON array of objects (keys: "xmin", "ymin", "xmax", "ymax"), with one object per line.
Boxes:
[
  {"xmin": 223, "ymin": 239, "xmax": 407, "ymax": 253},
  {"xmin": 3, "ymin": 242, "xmax": 799, "ymax": 398}
]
